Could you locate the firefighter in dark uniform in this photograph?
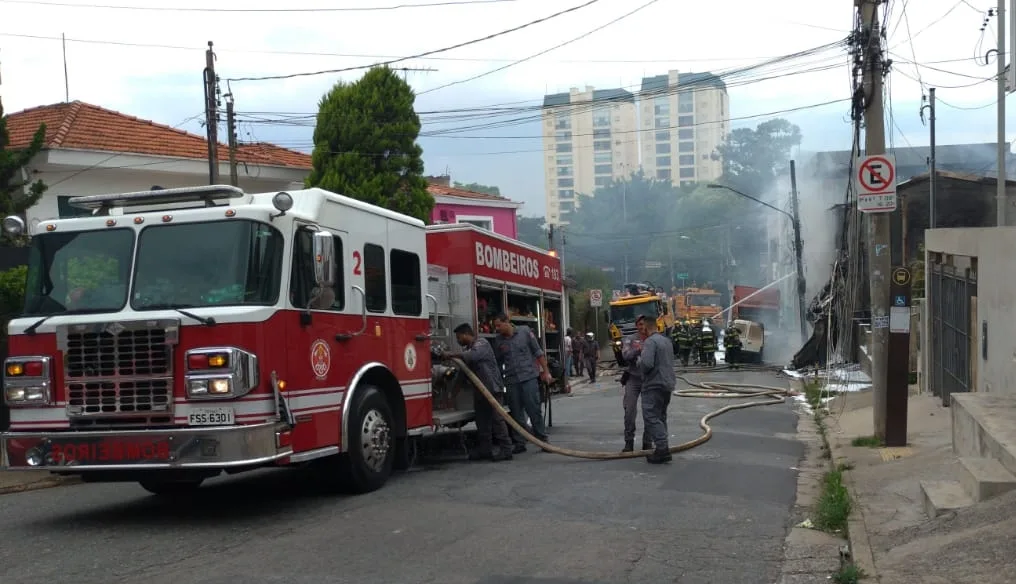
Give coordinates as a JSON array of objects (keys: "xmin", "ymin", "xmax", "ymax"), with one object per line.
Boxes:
[
  {"xmin": 698, "ymin": 319, "xmax": 717, "ymax": 366},
  {"xmin": 675, "ymin": 321, "xmax": 694, "ymax": 367},
  {"xmin": 690, "ymin": 319, "xmax": 703, "ymax": 364},
  {"xmin": 723, "ymin": 323, "xmax": 743, "ymax": 366}
]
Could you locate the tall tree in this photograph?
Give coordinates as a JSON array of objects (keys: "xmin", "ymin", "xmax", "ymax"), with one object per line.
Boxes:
[
  {"xmin": 307, "ymin": 66, "xmax": 433, "ymax": 222},
  {"xmin": 453, "ymin": 181, "xmax": 500, "ymax": 196},
  {"xmin": 717, "ymin": 118, "xmax": 802, "ymax": 195},
  {"xmin": 0, "ymin": 99, "xmax": 48, "ymax": 243},
  {"xmin": 516, "ymin": 215, "xmax": 547, "ymax": 250}
]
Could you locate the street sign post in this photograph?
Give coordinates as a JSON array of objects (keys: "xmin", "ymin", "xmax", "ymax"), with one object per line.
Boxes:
[
  {"xmin": 589, "ymin": 289, "xmax": 603, "ymax": 308},
  {"xmin": 856, "ymin": 154, "xmax": 898, "ymax": 213},
  {"xmin": 884, "ymin": 265, "xmax": 912, "ymax": 447}
]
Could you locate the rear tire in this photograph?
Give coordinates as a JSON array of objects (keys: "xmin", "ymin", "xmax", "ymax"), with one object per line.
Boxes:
[
  {"xmin": 323, "ymin": 385, "xmax": 395, "ymax": 494},
  {"xmin": 138, "ymin": 478, "xmax": 203, "ymax": 496}
]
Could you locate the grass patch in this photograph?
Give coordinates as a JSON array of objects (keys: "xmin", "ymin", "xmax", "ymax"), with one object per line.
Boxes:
[
  {"xmin": 803, "ymin": 379, "xmax": 823, "ymax": 409},
  {"xmin": 851, "ymin": 435, "xmax": 882, "ymax": 448},
  {"xmin": 832, "ymin": 563, "xmax": 866, "ymax": 583},
  {"xmin": 814, "ymin": 468, "xmax": 852, "ymax": 533}
]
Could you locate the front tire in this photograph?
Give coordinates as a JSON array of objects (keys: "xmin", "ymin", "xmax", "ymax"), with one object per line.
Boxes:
[{"xmin": 330, "ymin": 385, "xmax": 395, "ymax": 494}]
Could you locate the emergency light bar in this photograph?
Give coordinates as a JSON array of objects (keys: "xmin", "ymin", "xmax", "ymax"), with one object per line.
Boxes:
[{"xmin": 69, "ymin": 184, "xmax": 247, "ymax": 214}]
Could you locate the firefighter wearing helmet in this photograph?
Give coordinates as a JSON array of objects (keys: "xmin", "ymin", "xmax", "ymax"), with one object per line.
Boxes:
[{"xmin": 698, "ymin": 319, "xmax": 717, "ymax": 366}]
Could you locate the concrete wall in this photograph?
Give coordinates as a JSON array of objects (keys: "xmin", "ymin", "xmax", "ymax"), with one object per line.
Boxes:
[{"xmin": 925, "ymin": 227, "xmax": 1016, "ymax": 395}]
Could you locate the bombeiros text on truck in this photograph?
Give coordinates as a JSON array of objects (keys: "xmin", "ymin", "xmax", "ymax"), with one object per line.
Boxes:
[{"xmin": 0, "ymin": 185, "xmax": 564, "ymax": 496}]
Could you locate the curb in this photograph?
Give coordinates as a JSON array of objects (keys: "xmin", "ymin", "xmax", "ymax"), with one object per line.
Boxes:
[
  {"xmin": 0, "ymin": 475, "xmax": 82, "ymax": 496},
  {"xmin": 829, "ymin": 439, "xmax": 879, "ymax": 581}
]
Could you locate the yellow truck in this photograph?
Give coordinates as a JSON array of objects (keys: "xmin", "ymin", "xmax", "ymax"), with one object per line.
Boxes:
[
  {"xmin": 672, "ymin": 286, "xmax": 725, "ymax": 327},
  {"xmin": 605, "ymin": 283, "xmax": 676, "ymax": 365}
]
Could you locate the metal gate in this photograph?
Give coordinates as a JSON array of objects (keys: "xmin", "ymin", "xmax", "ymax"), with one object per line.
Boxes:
[{"xmin": 929, "ymin": 259, "xmax": 977, "ymax": 406}]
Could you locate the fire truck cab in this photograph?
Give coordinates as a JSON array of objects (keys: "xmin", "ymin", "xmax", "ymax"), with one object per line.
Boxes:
[{"xmin": 0, "ymin": 185, "xmax": 467, "ymax": 496}]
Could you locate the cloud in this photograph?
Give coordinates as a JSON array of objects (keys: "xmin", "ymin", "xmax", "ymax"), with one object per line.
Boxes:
[{"xmin": 0, "ymin": 0, "xmax": 1004, "ymax": 213}]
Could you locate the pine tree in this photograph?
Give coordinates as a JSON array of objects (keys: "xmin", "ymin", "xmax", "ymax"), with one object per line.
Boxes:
[
  {"xmin": 307, "ymin": 66, "xmax": 433, "ymax": 222},
  {"xmin": 0, "ymin": 99, "xmax": 48, "ymax": 235}
]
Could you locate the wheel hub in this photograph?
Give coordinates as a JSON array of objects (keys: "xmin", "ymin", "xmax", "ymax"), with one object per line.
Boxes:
[{"xmin": 360, "ymin": 409, "xmax": 391, "ymax": 472}]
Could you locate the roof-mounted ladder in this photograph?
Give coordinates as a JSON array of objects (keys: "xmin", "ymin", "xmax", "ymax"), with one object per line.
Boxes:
[{"xmin": 68, "ymin": 184, "xmax": 247, "ymax": 216}]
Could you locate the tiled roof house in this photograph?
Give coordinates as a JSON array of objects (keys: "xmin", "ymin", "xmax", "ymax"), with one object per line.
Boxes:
[
  {"xmin": 425, "ymin": 175, "xmax": 523, "ymax": 239},
  {"xmin": 5, "ymin": 101, "xmax": 312, "ymax": 225}
]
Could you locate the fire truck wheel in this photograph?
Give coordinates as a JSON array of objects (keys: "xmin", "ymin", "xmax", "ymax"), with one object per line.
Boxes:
[
  {"xmin": 138, "ymin": 478, "xmax": 204, "ymax": 496},
  {"xmin": 336, "ymin": 385, "xmax": 394, "ymax": 493}
]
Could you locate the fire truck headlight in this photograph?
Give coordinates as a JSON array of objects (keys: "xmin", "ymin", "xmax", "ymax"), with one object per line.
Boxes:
[
  {"xmin": 4, "ymin": 385, "xmax": 50, "ymax": 405},
  {"xmin": 184, "ymin": 347, "xmax": 258, "ymax": 400}
]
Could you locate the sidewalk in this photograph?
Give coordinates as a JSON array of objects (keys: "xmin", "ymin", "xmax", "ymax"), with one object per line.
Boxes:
[
  {"xmin": 827, "ymin": 390, "xmax": 1016, "ymax": 584},
  {"xmin": 0, "ymin": 469, "xmax": 79, "ymax": 495}
]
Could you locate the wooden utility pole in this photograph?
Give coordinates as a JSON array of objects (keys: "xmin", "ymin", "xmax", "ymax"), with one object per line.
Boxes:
[
  {"xmin": 857, "ymin": 0, "xmax": 893, "ymax": 442},
  {"xmin": 226, "ymin": 94, "xmax": 239, "ymax": 187},
  {"xmin": 204, "ymin": 41, "xmax": 220, "ymax": 185},
  {"xmin": 921, "ymin": 88, "xmax": 937, "ymax": 228},
  {"xmin": 789, "ymin": 160, "xmax": 808, "ymax": 345},
  {"xmin": 997, "ymin": 0, "xmax": 1007, "ymax": 226}
]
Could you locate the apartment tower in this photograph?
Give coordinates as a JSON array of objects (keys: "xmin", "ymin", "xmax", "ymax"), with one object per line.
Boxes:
[
  {"xmin": 541, "ymin": 86, "xmax": 639, "ymax": 225},
  {"xmin": 638, "ymin": 71, "xmax": 728, "ymax": 187}
]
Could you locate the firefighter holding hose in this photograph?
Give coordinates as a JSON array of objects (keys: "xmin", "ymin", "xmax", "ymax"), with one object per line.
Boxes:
[
  {"xmin": 723, "ymin": 323, "xmax": 743, "ymax": 366},
  {"xmin": 442, "ymin": 323, "xmax": 514, "ymax": 462},
  {"xmin": 698, "ymin": 319, "xmax": 718, "ymax": 367}
]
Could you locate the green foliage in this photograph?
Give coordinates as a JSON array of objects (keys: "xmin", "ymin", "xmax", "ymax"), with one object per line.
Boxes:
[
  {"xmin": 851, "ymin": 435, "xmax": 882, "ymax": 448},
  {"xmin": 0, "ymin": 100, "xmax": 48, "ymax": 246},
  {"xmin": 516, "ymin": 215, "xmax": 548, "ymax": 250},
  {"xmin": 832, "ymin": 563, "xmax": 866, "ymax": 584},
  {"xmin": 307, "ymin": 66, "xmax": 433, "ymax": 222},
  {"xmin": 454, "ymin": 182, "xmax": 500, "ymax": 196},
  {"xmin": 68, "ymin": 256, "xmax": 119, "ymax": 289},
  {"xmin": 814, "ymin": 468, "xmax": 851, "ymax": 533},
  {"xmin": 716, "ymin": 118, "xmax": 802, "ymax": 195},
  {"xmin": 0, "ymin": 265, "xmax": 27, "ymax": 352}
]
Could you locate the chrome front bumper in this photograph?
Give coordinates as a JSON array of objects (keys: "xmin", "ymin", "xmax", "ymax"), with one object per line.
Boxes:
[{"xmin": 1, "ymin": 422, "xmax": 292, "ymax": 471}]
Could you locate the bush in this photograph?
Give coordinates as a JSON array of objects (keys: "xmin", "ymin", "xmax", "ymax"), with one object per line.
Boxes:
[{"xmin": 0, "ymin": 264, "xmax": 27, "ymax": 349}]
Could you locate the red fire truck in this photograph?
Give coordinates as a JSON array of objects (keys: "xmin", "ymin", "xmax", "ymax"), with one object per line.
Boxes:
[{"xmin": 0, "ymin": 185, "xmax": 563, "ymax": 496}]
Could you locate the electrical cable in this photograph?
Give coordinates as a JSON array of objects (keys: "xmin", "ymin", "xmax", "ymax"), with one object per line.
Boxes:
[
  {"xmin": 451, "ymin": 356, "xmax": 792, "ymax": 460},
  {"xmin": 0, "ymin": 0, "xmax": 517, "ymax": 11},
  {"xmin": 0, "ymin": 30, "xmax": 849, "ymax": 65},
  {"xmin": 223, "ymin": 0, "xmax": 606, "ymax": 82},
  {"xmin": 417, "ymin": 0, "xmax": 665, "ymax": 95}
]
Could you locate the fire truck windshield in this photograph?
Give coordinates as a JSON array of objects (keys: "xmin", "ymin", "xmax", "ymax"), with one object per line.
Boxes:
[
  {"xmin": 689, "ymin": 294, "xmax": 721, "ymax": 306},
  {"xmin": 132, "ymin": 220, "xmax": 284, "ymax": 309},
  {"xmin": 609, "ymin": 301, "xmax": 660, "ymax": 323},
  {"xmin": 22, "ymin": 228, "xmax": 135, "ymax": 316}
]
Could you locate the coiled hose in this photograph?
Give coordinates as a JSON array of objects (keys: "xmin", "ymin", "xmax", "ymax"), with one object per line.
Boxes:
[{"xmin": 449, "ymin": 357, "xmax": 794, "ymax": 460}]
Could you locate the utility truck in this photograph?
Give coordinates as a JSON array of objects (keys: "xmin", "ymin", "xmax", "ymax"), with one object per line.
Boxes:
[{"xmin": 0, "ymin": 185, "xmax": 564, "ymax": 496}]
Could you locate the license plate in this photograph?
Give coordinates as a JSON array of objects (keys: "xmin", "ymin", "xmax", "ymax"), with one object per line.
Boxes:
[
  {"xmin": 50, "ymin": 438, "xmax": 172, "ymax": 464},
  {"xmin": 188, "ymin": 407, "xmax": 235, "ymax": 426}
]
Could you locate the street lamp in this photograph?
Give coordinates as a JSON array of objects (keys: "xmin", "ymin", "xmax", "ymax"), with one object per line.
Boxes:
[{"xmin": 706, "ymin": 181, "xmax": 808, "ymax": 345}]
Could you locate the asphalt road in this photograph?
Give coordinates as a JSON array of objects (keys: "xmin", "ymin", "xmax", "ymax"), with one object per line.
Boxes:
[{"xmin": 0, "ymin": 369, "xmax": 803, "ymax": 584}]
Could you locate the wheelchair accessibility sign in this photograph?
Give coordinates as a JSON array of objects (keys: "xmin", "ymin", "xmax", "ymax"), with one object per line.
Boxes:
[{"xmin": 894, "ymin": 295, "xmax": 906, "ymax": 307}]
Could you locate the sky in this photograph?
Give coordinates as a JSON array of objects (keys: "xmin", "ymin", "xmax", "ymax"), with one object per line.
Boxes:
[{"xmin": 0, "ymin": 0, "xmax": 1012, "ymax": 215}]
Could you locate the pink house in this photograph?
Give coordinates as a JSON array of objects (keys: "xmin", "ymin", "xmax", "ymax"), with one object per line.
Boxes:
[{"xmin": 426, "ymin": 176, "xmax": 523, "ymax": 239}]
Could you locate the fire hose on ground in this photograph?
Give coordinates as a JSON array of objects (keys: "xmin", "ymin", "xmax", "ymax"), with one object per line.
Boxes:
[{"xmin": 448, "ymin": 357, "xmax": 795, "ymax": 461}]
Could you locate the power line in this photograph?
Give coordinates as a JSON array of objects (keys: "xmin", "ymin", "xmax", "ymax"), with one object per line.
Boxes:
[
  {"xmin": 937, "ymin": 96, "xmax": 997, "ymax": 110},
  {"xmin": 0, "ymin": 0, "xmax": 517, "ymax": 12},
  {"xmin": 224, "ymin": 0, "xmax": 606, "ymax": 82},
  {"xmin": 259, "ymin": 97, "xmax": 852, "ymax": 154},
  {"xmin": 417, "ymin": 0, "xmax": 664, "ymax": 95},
  {"xmin": 0, "ymin": 31, "xmax": 844, "ymax": 64}
]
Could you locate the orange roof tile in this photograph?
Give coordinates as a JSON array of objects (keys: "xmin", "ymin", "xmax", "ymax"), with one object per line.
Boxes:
[
  {"xmin": 5, "ymin": 101, "xmax": 311, "ymax": 169},
  {"xmin": 426, "ymin": 183, "xmax": 520, "ymax": 205}
]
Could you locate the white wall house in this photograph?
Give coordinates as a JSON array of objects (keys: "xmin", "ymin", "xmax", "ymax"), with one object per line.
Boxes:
[{"xmin": 6, "ymin": 101, "xmax": 311, "ymax": 229}]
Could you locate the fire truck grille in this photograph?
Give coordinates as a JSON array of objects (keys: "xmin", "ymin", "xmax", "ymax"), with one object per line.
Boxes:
[
  {"xmin": 67, "ymin": 379, "xmax": 173, "ymax": 416},
  {"xmin": 64, "ymin": 329, "xmax": 171, "ymax": 378},
  {"xmin": 58, "ymin": 320, "xmax": 179, "ymax": 423}
]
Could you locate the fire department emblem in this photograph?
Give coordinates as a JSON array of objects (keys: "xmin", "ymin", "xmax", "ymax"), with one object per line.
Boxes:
[
  {"xmin": 310, "ymin": 340, "xmax": 331, "ymax": 380},
  {"xmin": 404, "ymin": 343, "xmax": 418, "ymax": 372}
]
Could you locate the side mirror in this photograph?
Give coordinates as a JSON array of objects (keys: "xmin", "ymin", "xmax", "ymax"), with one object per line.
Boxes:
[{"xmin": 312, "ymin": 231, "xmax": 335, "ymax": 287}]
